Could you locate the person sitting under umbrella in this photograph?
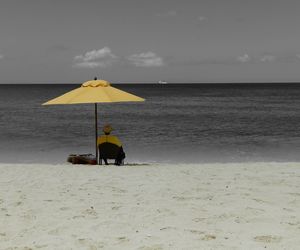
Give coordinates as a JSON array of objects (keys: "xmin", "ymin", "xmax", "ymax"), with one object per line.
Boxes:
[{"xmin": 97, "ymin": 124, "xmax": 125, "ymax": 165}]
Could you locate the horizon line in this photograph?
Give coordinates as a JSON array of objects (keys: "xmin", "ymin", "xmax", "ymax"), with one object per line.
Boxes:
[
  {"xmin": 0, "ymin": 80, "xmax": 300, "ymax": 85},
  {"xmin": 1, "ymin": 81, "xmax": 300, "ymax": 85}
]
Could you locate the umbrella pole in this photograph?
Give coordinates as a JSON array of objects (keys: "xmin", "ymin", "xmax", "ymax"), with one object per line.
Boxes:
[{"xmin": 95, "ymin": 103, "xmax": 98, "ymax": 164}]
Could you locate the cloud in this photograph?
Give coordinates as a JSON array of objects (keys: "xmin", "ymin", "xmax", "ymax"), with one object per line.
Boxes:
[
  {"xmin": 237, "ymin": 54, "xmax": 277, "ymax": 63},
  {"xmin": 156, "ymin": 10, "xmax": 177, "ymax": 17},
  {"xmin": 127, "ymin": 52, "xmax": 165, "ymax": 67},
  {"xmin": 73, "ymin": 47, "xmax": 118, "ymax": 68},
  {"xmin": 237, "ymin": 54, "xmax": 250, "ymax": 63},
  {"xmin": 73, "ymin": 48, "xmax": 165, "ymax": 68},
  {"xmin": 260, "ymin": 55, "xmax": 276, "ymax": 62},
  {"xmin": 198, "ymin": 16, "xmax": 207, "ymax": 22},
  {"xmin": 171, "ymin": 53, "xmax": 300, "ymax": 67},
  {"xmin": 277, "ymin": 54, "xmax": 300, "ymax": 63}
]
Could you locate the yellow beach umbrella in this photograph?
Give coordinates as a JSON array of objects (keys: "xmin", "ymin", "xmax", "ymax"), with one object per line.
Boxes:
[{"xmin": 43, "ymin": 79, "xmax": 145, "ymax": 163}]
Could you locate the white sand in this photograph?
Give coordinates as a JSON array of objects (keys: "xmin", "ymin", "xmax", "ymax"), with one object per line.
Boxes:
[{"xmin": 0, "ymin": 162, "xmax": 300, "ymax": 250}]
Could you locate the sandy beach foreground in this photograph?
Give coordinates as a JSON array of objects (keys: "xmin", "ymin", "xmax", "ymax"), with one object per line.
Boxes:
[{"xmin": 0, "ymin": 162, "xmax": 299, "ymax": 250}]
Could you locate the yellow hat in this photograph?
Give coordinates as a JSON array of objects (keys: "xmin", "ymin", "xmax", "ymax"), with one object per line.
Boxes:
[{"xmin": 103, "ymin": 124, "xmax": 112, "ymax": 133}]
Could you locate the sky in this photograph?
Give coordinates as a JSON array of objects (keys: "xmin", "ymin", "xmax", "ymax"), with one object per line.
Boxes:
[{"xmin": 1, "ymin": 0, "xmax": 300, "ymax": 83}]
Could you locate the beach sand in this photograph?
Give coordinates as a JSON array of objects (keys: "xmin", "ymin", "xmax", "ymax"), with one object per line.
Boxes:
[{"xmin": 0, "ymin": 162, "xmax": 300, "ymax": 250}]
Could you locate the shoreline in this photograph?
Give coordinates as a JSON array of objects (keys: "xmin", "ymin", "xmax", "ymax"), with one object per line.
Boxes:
[
  {"xmin": 1, "ymin": 159, "xmax": 300, "ymax": 165},
  {"xmin": 1, "ymin": 162, "xmax": 300, "ymax": 249}
]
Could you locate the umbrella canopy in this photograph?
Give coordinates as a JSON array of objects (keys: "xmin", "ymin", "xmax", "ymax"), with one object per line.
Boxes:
[
  {"xmin": 43, "ymin": 79, "xmax": 145, "ymax": 164},
  {"xmin": 43, "ymin": 79, "xmax": 144, "ymax": 105}
]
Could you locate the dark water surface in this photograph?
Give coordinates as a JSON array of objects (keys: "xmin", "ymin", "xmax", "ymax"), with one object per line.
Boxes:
[{"xmin": 0, "ymin": 83, "xmax": 300, "ymax": 163}]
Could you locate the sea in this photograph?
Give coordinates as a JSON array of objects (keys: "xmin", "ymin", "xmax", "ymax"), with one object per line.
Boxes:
[{"xmin": 0, "ymin": 83, "xmax": 300, "ymax": 164}]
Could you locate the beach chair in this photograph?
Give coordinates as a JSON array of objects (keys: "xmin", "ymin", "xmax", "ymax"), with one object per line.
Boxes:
[{"xmin": 98, "ymin": 142, "xmax": 125, "ymax": 165}]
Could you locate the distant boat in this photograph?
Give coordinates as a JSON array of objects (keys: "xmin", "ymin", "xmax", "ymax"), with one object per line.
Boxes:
[{"xmin": 158, "ymin": 80, "xmax": 167, "ymax": 84}]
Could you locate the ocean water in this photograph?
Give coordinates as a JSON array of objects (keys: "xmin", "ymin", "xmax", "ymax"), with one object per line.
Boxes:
[{"xmin": 0, "ymin": 83, "xmax": 300, "ymax": 164}]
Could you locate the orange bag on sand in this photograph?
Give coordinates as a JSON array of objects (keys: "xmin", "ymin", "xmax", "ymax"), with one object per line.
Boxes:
[{"xmin": 67, "ymin": 154, "xmax": 97, "ymax": 165}]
